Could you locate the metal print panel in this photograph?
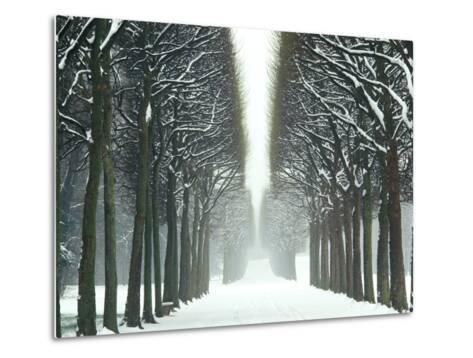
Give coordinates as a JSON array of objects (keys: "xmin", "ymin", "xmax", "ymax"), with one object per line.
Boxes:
[{"xmin": 55, "ymin": 15, "xmax": 413, "ymax": 338}]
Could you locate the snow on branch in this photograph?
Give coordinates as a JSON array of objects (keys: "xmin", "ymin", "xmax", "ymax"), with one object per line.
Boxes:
[
  {"xmin": 295, "ymin": 61, "xmax": 386, "ymax": 153},
  {"xmin": 57, "ymin": 17, "xmax": 94, "ymax": 70},
  {"xmin": 320, "ymin": 35, "xmax": 413, "ymax": 97},
  {"xmin": 100, "ymin": 19, "xmax": 124, "ymax": 52}
]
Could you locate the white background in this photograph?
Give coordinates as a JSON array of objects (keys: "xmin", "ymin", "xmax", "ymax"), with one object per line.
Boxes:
[{"xmin": 0, "ymin": 0, "xmax": 471, "ymax": 356}]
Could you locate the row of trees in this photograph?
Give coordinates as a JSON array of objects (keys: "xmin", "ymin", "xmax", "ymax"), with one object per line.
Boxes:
[
  {"xmin": 56, "ymin": 16, "xmax": 245, "ymax": 336},
  {"xmin": 260, "ymin": 189, "xmax": 307, "ymax": 280},
  {"xmin": 269, "ymin": 32, "xmax": 413, "ymax": 312},
  {"xmin": 212, "ymin": 190, "xmax": 253, "ymax": 284}
]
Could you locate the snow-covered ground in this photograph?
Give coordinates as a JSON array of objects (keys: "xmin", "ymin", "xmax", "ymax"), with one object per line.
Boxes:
[{"xmin": 61, "ymin": 255, "xmax": 404, "ymax": 337}]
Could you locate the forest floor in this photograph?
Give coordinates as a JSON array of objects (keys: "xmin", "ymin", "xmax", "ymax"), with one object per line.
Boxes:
[{"xmin": 60, "ymin": 255, "xmax": 400, "ymax": 337}]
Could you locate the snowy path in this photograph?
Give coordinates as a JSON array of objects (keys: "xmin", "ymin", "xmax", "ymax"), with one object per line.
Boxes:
[{"xmin": 61, "ymin": 255, "xmax": 397, "ymax": 337}]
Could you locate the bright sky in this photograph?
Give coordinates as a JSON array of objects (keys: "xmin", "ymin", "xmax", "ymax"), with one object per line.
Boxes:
[{"xmin": 232, "ymin": 28, "xmax": 274, "ymax": 245}]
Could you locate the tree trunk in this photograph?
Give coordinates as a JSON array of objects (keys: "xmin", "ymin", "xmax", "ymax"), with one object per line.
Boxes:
[
  {"xmin": 387, "ymin": 141, "xmax": 408, "ymax": 312},
  {"xmin": 329, "ymin": 208, "xmax": 345, "ymax": 293},
  {"xmin": 102, "ymin": 49, "xmax": 118, "ymax": 333},
  {"xmin": 362, "ymin": 168, "xmax": 375, "ymax": 303},
  {"xmin": 142, "ymin": 190, "xmax": 155, "ymax": 323},
  {"xmin": 143, "ymin": 103, "xmax": 158, "ymax": 323},
  {"xmin": 179, "ymin": 168, "xmax": 191, "ymax": 303},
  {"xmin": 202, "ymin": 217, "xmax": 211, "ymax": 294},
  {"xmin": 320, "ymin": 218, "xmax": 330, "ymax": 290},
  {"xmin": 163, "ymin": 172, "xmax": 174, "ymax": 302},
  {"xmin": 223, "ymin": 243, "xmax": 231, "ymax": 284},
  {"xmin": 77, "ymin": 19, "xmax": 107, "ymax": 336},
  {"xmin": 314, "ymin": 219, "xmax": 321, "ymax": 287},
  {"xmin": 377, "ymin": 153, "xmax": 391, "ymax": 306},
  {"xmin": 195, "ymin": 212, "xmax": 207, "ymax": 297},
  {"xmin": 152, "ymin": 161, "xmax": 163, "ymax": 317},
  {"xmin": 163, "ymin": 169, "xmax": 179, "ymax": 307},
  {"xmin": 309, "ymin": 219, "xmax": 316, "ymax": 286},
  {"xmin": 172, "ymin": 185, "xmax": 180, "ymax": 308},
  {"xmin": 373, "ymin": 42, "xmax": 407, "ymax": 311},
  {"xmin": 343, "ymin": 193, "xmax": 354, "ymax": 298},
  {"xmin": 124, "ymin": 74, "xmax": 151, "ymax": 328},
  {"xmin": 189, "ymin": 190, "xmax": 200, "ymax": 298},
  {"xmin": 329, "ymin": 214, "xmax": 337, "ymax": 292},
  {"xmin": 352, "ymin": 187, "xmax": 363, "ymax": 301},
  {"xmin": 289, "ymin": 248, "xmax": 297, "ymax": 280},
  {"xmin": 335, "ymin": 200, "xmax": 347, "ymax": 294}
]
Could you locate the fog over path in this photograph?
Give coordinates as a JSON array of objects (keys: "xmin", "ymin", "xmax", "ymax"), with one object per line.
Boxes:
[{"xmin": 232, "ymin": 28, "xmax": 274, "ymax": 246}]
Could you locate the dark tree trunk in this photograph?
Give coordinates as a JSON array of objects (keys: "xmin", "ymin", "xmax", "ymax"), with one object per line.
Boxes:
[
  {"xmin": 309, "ymin": 219, "xmax": 316, "ymax": 286},
  {"xmin": 377, "ymin": 153, "xmax": 391, "ymax": 306},
  {"xmin": 152, "ymin": 161, "xmax": 163, "ymax": 317},
  {"xmin": 189, "ymin": 190, "xmax": 200, "ymax": 298},
  {"xmin": 102, "ymin": 49, "xmax": 119, "ymax": 333},
  {"xmin": 171, "ymin": 183, "xmax": 180, "ymax": 308},
  {"xmin": 163, "ymin": 169, "xmax": 179, "ymax": 307},
  {"xmin": 335, "ymin": 199, "xmax": 347, "ymax": 294},
  {"xmin": 343, "ymin": 193, "xmax": 354, "ymax": 298},
  {"xmin": 362, "ymin": 168, "xmax": 375, "ymax": 303},
  {"xmin": 320, "ymin": 219, "xmax": 330, "ymax": 290},
  {"xmin": 202, "ymin": 218, "xmax": 211, "ymax": 294},
  {"xmin": 329, "ymin": 214, "xmax": 337, "ymax": 292},
  {"xmin": 77, "ymin": 19, "xmax": 107, "ymax": 336},
  {"xmin": 387, "ymin": 141, "xmax": 408, "ymax": 312},
  {"xmin": 163, "ymin": 173, "xmax": 174, "ymax": 302},
  {"xmin": 124, "ymin": 74, "xmax": 151, "ymax": 328},
  {"xmin": 143, "ymin": 108, "xmax": 158, "ymax": 323},
  {"xmin": 142, "ymin": 190, "xmax": 155, "ymax": 323},
  {"xmin": 352, "ymin": 188, "xmax": 363, "ymax": 301},
  {"xmin": 314, "ymin": 219, "xmax": 321, "ymax": 287},
  {"xmin": 179, "ymin": 168, "xmax": 191, "ymax": 302},
  {"xmin": 373, "ymin": 42, "xmax": 407, "ymax": 312},
  {"xmin": 329, "ymin": 207, "xmax": 345, "ymax": 293},
  {"xmin": 195, "ymin": 212, "xmax": 207, "ymax": 298}
]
